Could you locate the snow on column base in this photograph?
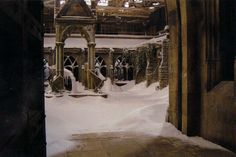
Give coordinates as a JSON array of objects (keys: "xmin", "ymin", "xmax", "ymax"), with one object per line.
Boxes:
[{"xmin": 51, "ymin": 75, "xmax": 64, "ymax": 92}]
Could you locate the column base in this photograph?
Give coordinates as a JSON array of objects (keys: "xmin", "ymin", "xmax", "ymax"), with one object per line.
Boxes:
[{"xmin": 51, "ymin": 76, "xmax": 64, "ymax": 92}]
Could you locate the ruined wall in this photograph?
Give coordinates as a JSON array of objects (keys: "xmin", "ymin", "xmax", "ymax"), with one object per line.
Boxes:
[
  {"xmin": 45, "ymin": 46, "xmax": 162, "ymax": 85},
  {"xmin": 158, "ymin": 39, "xmax": 169, "ymax": 89},
  {"xmin": 166, "ymin": 0, "xmax": 236, "ymax": 152}
]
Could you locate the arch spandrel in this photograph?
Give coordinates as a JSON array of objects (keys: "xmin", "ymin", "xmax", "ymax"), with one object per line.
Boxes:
[{"xmin": 55, "ymin": 24, "xmax": 95, "ymax": 44}]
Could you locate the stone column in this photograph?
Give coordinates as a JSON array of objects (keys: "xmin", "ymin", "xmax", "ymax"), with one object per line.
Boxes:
[
  {"xmin": 81, "ymin": 65, "xmax": 85, "ymax": 86},
  {"xmin": 146, "ymin": 45, "xmax": 153, "ymax": 87},
  {"xmin": 84, "ymin": 63, "xmax": 88, "ymax": 89},
  {"xmin": 56, "ymin": 42, "xmax": 65, "ymax": 77},
  {"xmin": 108, "ymin": 48, "xmax": 114, "ymax": 82},
  {"xmin": 159, "ymin": 39, "xmax": 169, "ymax": 89},
  {"xmin": 52, "ymin": 41, "xmax": 64, "ymax": 91},
  {"xmin": 152, "ymin": 47, "xmax": 159, "ymax": 82},
  {"xmin": 87, "ymin": 42, "xmax": 96, "ymax": 89}
]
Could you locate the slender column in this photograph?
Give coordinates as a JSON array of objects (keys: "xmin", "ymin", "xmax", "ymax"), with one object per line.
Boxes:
[
  {"xmin": 108, "ymin": 48, "xmax": 114, "ymax": 82},
  {"xmin": 55, "ymin": 43, "xmax": 60, "ymax": 76},
  {"xmin": 159, "ymin": 39, "xmax": 169, "ymax": 89},
  {"xmin": 87, "ymin": 42, "xmax": 96, "ymax": 89},
  {"xmin": 146, "ymin": 45, "xmax": 153, "ymax": 87},
  {"xmin": 52, "ymin": 41, "xmax": 64, "ymax": 91},
  {"xmin": 84, "ymin": 63, "xmax": 89, "ymax": 89},
  {"xmin": 56, "ymin": 42, "xmax": 65, "ymax": 77}
]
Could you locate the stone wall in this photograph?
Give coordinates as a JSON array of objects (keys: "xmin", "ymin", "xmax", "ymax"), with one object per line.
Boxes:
[
  {"xmin": 45, "ymin": 46, "xmax": 162, "ymax": 86},
  {"xmin": 201, "ymin": 81, "xmax": 235, "ymax": 151},
  {"xmin": 159, "ymin": 39, "xmax": 169, "ymax": 89},
  {"xmin": 166, "ymin": 0, "xmax": 236, "ymax": 152},
  {"xmin": 135, "ymin": 47, "xmax": 147, "ymax": 84}
]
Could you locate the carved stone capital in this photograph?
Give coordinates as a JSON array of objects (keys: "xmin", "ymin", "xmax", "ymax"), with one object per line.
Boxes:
[
  {"xmin": 55, "ymin": 41, "xmax": 65, "ymax": 46},
  {"xmin": 87, "ymin": 42, "xmax": 96, "ymax": 47}
]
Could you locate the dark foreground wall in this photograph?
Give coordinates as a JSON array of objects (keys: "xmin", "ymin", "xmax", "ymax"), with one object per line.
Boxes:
[
  {"xmin": 166, "ymin": 0, "xmax": 236, "ymax": 152},
  {"xmin": 0, "ymin": 1, "xmax": 46, "ymax": 157}
]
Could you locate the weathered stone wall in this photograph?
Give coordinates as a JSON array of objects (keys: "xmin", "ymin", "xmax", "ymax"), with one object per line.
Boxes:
[
  {"xmin": 45, "ymin": 46, "xmax": 161, "ymax": 85},
  {"xmin": 158, "ymin": 39, "xmax": 169, "ymax": 89},
  {"xmin": 166, "ymin": 0, "xmax": 236, "ymax": 152},
  {"xmin": 135, "ymin": 47, "xmax": 147, "ymax": 84},
  {"xmin": 202, "ymin": 81, "xmax": 235, "ymax": 151},
  {"xmin": 200, "ymin": 0, "xmax": 236, "ymax": 151}
]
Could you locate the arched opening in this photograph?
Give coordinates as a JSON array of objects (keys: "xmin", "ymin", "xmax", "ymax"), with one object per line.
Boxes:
[
  {"xmin": 95, "ymin": 55, "xmax": 107, "ymax": 77},
  {"xmin": 114, "ymin": 55, "xmax": 134, "ymax": 81},
  {"xmin": 64, "ymin": 55, "xmax": 79, "ymax": 81}
]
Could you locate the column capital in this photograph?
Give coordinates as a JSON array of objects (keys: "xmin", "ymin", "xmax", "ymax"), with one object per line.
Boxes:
[
  {"xmin": 87, "ymin": 42, "xmax": 96, "ymax": 47},
  {"xmin": 56, "ymin": 41, "xmax": 65, "ymax": 46},
  {"xmin": 109, "ymin": 48, "xmax": 114, "ymax": 53}
]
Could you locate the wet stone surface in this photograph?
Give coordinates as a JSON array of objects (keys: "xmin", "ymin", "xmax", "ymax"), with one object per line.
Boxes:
[{"xmin": 52, "ymin": 132, "xmax": 236, "ymax": 157}]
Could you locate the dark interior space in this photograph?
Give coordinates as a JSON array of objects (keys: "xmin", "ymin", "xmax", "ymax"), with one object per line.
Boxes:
[
  {"xmin": 219, "ymin": 0, "xmax": 236, "ymax": 80},
  {"xmin": 0, "ymin": 1, "xmax": 46, "ymax": 157}
]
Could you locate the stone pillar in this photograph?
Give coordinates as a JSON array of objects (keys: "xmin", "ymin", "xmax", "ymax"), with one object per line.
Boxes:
[
  {"xmin": 152, "ymin": 47, "xmax": 158, "ymax": 82},
  {"xmin": 52, "ymin": 41, "xmax": 64, "ymax": 91},
  {"xmin": 81, "ymin": 64, "xmax": 85, "ymax": 86},
  {"xmin": 84, "ymin": 63, "xmax": 88, "ymax": 89},
  {"xmin": 56, "ymin": 42, "xmax": 65, "ymax": 77},
  {"xmin": 87, "ymin": 42, "xmax": 96, "ymax": 89},
  {"xmin": 159, "ymin": 39, "xmax": 169, "ymax": 89},
  {"xmin": 108, "ymin": 48, "xmax": 114, "ymax": 82},
  {"xmin": 135, "ymin": 47, "xmax": 146, "ymax": 84},
  {"xmin": 146, "ymin": 46, "xmax": 152, "ymax": 87}
]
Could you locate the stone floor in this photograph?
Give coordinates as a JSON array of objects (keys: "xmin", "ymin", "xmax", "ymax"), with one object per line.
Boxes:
[{"xmin": 53, "ymin": 132, "xmax": 236, "ymax": 157}]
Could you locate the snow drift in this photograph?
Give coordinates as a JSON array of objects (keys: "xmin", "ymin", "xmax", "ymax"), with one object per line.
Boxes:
[{"xmin": 45, "ymin": 80, "xmax": 228, "ymax": 156}]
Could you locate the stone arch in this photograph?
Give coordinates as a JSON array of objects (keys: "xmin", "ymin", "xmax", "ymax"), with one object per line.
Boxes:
[
  {"xmin": 58, "ymin": 24, "xmax": 95, "ymax": 43},
  {"xmin": 51, "ymin": 0, "xmax": 97, "ymax": 90},
  {"xmin": 53, "ymin": 24, "xmax": 96, "ymax": 90}
]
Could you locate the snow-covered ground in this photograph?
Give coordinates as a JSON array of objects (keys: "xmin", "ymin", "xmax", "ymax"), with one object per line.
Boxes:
[{"xmin": 45, "ymin": 80, "xmax": 228, "ymax": 157}]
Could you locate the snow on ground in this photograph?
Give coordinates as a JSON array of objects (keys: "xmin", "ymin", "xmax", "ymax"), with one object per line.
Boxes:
[{"xmin": 45, "ymin": 80, "xmax": 228, "ymax": 156}]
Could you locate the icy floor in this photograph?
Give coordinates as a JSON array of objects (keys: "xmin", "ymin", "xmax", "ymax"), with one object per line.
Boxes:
[{"xmin": 45, "ymin": 80, "xmax": 228, "ymax": 157}]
